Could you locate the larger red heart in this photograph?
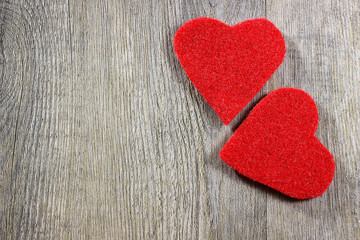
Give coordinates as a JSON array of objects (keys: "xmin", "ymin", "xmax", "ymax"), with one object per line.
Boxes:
[
  {"xmin": 174, "ymin": 17, "xmax": 286, "ymax": 125},
  {"xmin": 219, "ymin": 88, "xmax": 335, "ymax": 199}
]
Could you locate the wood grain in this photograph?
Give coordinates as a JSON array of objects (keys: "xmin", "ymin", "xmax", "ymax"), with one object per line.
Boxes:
[{"xmin": 0, "ymin": 0, "xmax": 359, "ymax": 239}]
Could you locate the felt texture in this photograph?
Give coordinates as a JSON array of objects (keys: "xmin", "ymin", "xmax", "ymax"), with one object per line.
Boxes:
[
  {"xmin": 174, "ymin": 17, "xmax": 286, "ymax": 125},
  {"xmin": 219, "ymin": 88, "xmax": 335, "ymax": 199}
]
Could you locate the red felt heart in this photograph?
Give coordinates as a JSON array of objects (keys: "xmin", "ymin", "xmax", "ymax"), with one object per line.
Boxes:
[
  {"xmin": 219, "ymin": 88, "xmax": 335, "ymax": 199},
  {"xmin": 174, "ymin": 17, "xmax": 286, "ymax": 125}
]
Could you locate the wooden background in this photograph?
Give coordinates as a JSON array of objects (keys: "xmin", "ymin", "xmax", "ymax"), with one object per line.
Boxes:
[{"xmin": 1, "ymin": 0, "xmax": 359, "ymax": 239}]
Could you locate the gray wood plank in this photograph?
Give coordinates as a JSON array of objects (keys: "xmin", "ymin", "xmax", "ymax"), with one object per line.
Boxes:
[
  {"xmin": 0, "ymin": 0, "xmax": 359, "ymax": 239},
  {"xmin": 266, "ymin": 1, "xmax": 360, "ymax": 239},
  {"xmin": 267, "ymin": 1, "xmax": 360, "ymax": 239}
]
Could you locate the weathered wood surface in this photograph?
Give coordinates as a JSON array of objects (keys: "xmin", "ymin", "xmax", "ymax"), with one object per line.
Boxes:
[{"xmin": 0, "ymin": 0, "xmax": 359, "ymax": 239}]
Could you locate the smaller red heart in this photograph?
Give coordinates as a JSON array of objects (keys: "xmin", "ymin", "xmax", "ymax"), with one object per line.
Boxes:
[
  {"xmin": 219, "ymin": 88, "xmax": 335, "ymax": 199},
  {"xmin": 174, "ymin": 17, "xmax": 286, "ymax": 125}
]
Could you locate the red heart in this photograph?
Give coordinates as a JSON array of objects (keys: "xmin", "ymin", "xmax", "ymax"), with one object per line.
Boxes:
[
  {"xmin": 174, "ymin": 17, "xmax": 286, "ymax": 125},
  {"xmin": 219, "ymin": 88, "xmax": 335, "ymax": 199}
]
